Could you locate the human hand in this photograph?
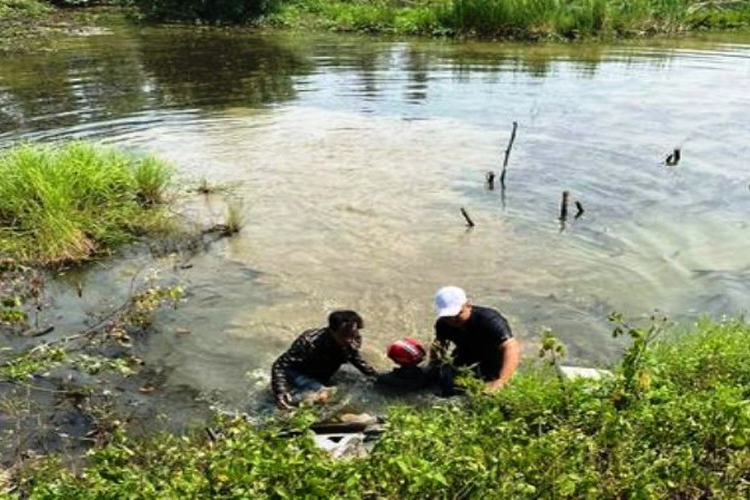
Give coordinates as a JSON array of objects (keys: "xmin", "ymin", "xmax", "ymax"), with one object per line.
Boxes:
[
  {"xmin": 276, "ymin": 392, "xmax": 293, "ymax": 410},
  {"xmin": 312, "ymin": 387, "xmax": 336, "ymax": 404},
  {"xmin": 482, "ymin": 381, "xmax": 504, "ymax": 395}
]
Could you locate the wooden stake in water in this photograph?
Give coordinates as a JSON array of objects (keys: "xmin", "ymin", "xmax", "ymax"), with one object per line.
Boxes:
[
  {"xmin": 486, "ymin": 171, "xmax": 496, "ymax": 190},
  {"xmin": 460, "ymin": 207, "xmax": 475, "ymax": 227},
  {"xmin": 559, "ymin": 191, "xmax": 570, "ymax": 221},
  {"xmin": 500, "ymin": 121, "xmax": 518, "ymax": 188},
  {"xmin": 665, "ymin": 148, "xmax": 681, "ymax": 166}
]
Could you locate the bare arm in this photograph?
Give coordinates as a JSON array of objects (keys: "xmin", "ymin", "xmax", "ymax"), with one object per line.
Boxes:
[{"xmin": 485, "ymin": 338, "xmax": 520, "ymax": 393}]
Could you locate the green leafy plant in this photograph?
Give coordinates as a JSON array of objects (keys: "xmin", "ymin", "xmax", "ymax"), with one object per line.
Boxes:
[
  {"xmin": 262, "ymin": 0, "xmax": 750, "ymax": 39},
  {"xmin": 10, "ymin": 318, "xmax": 750, "ymax": 498},
  {"xmin": 609, "ymin": 311, "xmax": 668, "ymax": 402},
  {"xmin": 0, "ymin": 345, "xmax": 67, "ymax": 382}
]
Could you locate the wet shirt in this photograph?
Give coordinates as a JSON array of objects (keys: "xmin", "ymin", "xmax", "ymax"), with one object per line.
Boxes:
[
  {"xmin": 434, "ymin": 305, "xmax": 513, "ymax": 381},
  {"xmin": 271, "ymin": 327, "xmax": 377, "ymax": 397}
]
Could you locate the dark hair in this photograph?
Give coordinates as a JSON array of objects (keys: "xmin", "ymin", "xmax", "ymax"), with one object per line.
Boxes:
[{"xmin": 328, "ymin": 310, "xmax": 364, "ymax": 333}]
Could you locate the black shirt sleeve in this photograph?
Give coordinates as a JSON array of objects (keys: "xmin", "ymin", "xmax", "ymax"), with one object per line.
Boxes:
[{"xmin": 345, "ymin": 331, "xmax": 378, "ymax": 377}]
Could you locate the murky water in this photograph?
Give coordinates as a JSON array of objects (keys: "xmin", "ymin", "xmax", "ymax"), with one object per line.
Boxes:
[{"xmin": 2, "ymin": 27, "xmax": 750, "ymax": 406}]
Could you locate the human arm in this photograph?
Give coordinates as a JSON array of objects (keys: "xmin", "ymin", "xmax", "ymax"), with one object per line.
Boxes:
[
  {"xmin": 349, "ymin": 348, "xmax": 378, "ymax": 378},
  {"xmin": 270, "ymin": 356, "xmax": 293, "ymax": 409},
  {"xmin": 484, "ymin": 338, "xmax": 521, "ymax": 393}
]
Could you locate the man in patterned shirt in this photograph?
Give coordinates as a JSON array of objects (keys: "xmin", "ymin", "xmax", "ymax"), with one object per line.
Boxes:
[{"xmin": 271, "ymin": 310, "xmax": 378, "ymax": 409}]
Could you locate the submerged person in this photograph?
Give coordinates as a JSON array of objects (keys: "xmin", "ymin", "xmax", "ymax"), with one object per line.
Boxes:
[
  {"xmin": 375, "ymin": 337, "xmax": 434, "ymax": 392},
  {"xmin": 430, "ymin": 286, "xmax": 520, "ymax": 396},
  {"xmin": 271, "ymin": 310, "xmax": 378, "ymax": 409}
]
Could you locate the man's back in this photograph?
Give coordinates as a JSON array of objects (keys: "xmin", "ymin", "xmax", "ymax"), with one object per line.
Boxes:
[
  {"xmin": 273, "ymin": 328, "xmax": 351, "ymax": 384},
  {"xmin": 435, "ymin": 305, "xmax": 513, "ymax": 381}
]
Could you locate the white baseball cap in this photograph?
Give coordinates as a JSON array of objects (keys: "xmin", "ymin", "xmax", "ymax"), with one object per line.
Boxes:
[{"xmin": 434, "ymin": 286, "xmax": 467, "ymax": 317}]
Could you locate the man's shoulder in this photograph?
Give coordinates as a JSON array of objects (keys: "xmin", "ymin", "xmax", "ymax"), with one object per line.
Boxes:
[
  {"xmin": 295, "ymin": 327, "xmax": 328, "ymax": 345},
  {"xmin": 471, "ymin": 306, "xmax": 511, "ymax": 333},
  {"xmin": 472, "ymin": 305, "xmax": 505, "ymax": 321}
]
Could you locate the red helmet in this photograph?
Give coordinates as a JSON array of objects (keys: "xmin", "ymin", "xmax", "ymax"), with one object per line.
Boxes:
[{"xmin": 387, "ymin": 338, "xmax": 426, "ymax": 366}]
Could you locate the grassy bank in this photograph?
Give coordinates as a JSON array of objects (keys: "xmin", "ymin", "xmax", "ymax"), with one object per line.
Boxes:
[
  {"xmin": 0, "ymin": 1, "xmax": 128, "ymax": 53},
  {"xmin": 0, "ymin": 141, "xmax": 172, "ymax": 266},
  {"xmin": 8, "ymin": 317, "xmax": 750, "ymax": 498},
  {"xmin": 0, "ymin": 0, "xmax": 54, "ymax": 51},
  {"xmin": 4, "ymin": 0, "xmax": 750, "ymax": 41},
  {"xmin": 266, "ymin": 0, "xmax": 750, "ymax": 39}
]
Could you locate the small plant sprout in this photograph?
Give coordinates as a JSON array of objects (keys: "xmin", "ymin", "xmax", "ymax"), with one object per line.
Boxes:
[
  {"xmin": 539, "ymin": 328, "xmax": 567, "ymax": 367},
  {"xmin": 197, "ymin": 177, "xmax": 215, "ymax": 194},
  {"xmin": 224, "ymin": 198, "xmax": 245, "ymax": 235}
]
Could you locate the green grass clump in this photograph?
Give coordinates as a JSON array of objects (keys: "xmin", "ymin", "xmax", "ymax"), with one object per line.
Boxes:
[
  {"xmin": 11, "ymin": 318, "xmax": 750, "ymax": 498},
  {"xmin": 265, "ymin": 0, "xmax": 750, "ymax": 38},
  {"xmin": 0, "ymin": 141, "xmax": 173, "ymax": 266},
  {"xmin": 0, "ymin": 0, "xmax": 51, "ymax": 21}
]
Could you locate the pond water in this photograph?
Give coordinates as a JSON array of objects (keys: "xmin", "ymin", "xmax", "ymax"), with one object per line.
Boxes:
[{"xmin": 2, "ymin": 26, "xmax": 750, "ymax": 407}]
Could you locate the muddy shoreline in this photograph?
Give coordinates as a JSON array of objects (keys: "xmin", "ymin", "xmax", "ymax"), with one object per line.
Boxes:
[{"xmin": 0, "ymin": 222, "xmax": 249, "ymax": 468}]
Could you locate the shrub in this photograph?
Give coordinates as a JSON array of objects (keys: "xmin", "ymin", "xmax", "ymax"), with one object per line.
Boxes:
[
  {"xmin": 11, "ymin": 318, "xmax": 750, "ymax": 498},
  {"xmin": 129, "ymin": 0, "xmax": 282, "ymax": 24}
]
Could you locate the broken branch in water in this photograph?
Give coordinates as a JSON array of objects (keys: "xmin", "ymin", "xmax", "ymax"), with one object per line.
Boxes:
[
  {"xmin": 559, "ymin": 191, "xmax": 570, "ymax": 221},
  {"xmin": 21, "ymin": 325, "xmax": 54, "ymax": 338},
  {"xmin": 500, "ymin": 121, "xmax": 518, "ymax": 188},
  {"xmin": 485, "ymin": 171, "xmax": 496, "ymax": 190},
  {"xmin": 575, "ymin": 201, "xmax": 585, "ymax": 219},
  {"xmin": 460, "ymin": 207, "xmax": 475, "ymax": 227},
  {"xmin": 664, "ymin": 148, "xmax": 681, "ymax": 166},
  {"xmin": 202, "ymin": 224, "xmax": 238, "ymax": 237}
]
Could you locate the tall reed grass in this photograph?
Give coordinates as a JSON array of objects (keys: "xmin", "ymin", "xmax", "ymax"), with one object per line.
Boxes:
[{"xmin": 0, "ymin": 141, "xmax": 173, "ymax": 266}]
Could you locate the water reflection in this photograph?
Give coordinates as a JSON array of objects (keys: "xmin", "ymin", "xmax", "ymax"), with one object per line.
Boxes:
[
  {"xmin": 0, "ymin": 29, "xmax": 313, "ymax": 136},
  {"xmin": 138, "ymin": 29, "xmax": 312, "ymax": 109},
  {"xmin": 4, "ymin": 30, "xmax": 739, "ymax": 138}
]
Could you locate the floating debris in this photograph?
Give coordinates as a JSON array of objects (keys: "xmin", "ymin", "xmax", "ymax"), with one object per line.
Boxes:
[
  {"xmin": 500, "ymin": 121, "xmax": 518, "ymax": 188},
  {"xmin": 575, "ymin": 201, "xmax": 585, "ymax": 219},
  {"xmin": 485, "ymin": 171, "xmax": 496, "ymax": 190},
  {"xmin": 665, "ymin": 148, "xmax": 681, "ymax": 166},
  {"xmin": 460, "ymin": 207, "xmax": 475, "ymax": 227}
]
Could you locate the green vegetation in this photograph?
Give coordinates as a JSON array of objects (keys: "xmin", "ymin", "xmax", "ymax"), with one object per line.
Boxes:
[
  {"xmin": 4, "ymin": 0, "xmax": 750, "ymax": 41},
  {"xmin": 0, "ymin": 0, "xmax": 51, "ymax": 20},
  {"xmin": 267, "ymin": 0, "xmax": 750, "ymax": 39},
  {"xmin": 0, "ymin": 141, "xmax": 173, "ymax": 266},
  {"xmin": 224, "ymin": 198, "xmax": 245, "ymax": 235},
  {"xmin": 0, "ymin": 344, "xmax": 67, "ymax": 382},
  {"xmin": 0, "ymin": 1, "xmax": 130, "ymax": 53},
  {"xmin": 0, "ymin": 0, "xmax": 54, "ymax": 52},
  {"xmin": 9, "ymin": 317, "xmax": 750, "ymax": 498},
  {"xmin": 128, "ymin": 0, "xmax": 281, "ymax": 23}
]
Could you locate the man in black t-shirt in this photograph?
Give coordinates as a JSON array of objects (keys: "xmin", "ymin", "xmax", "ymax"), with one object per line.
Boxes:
[{"xmin": 430, "ymin": 286, "xmax": 520, "ymax": 396}]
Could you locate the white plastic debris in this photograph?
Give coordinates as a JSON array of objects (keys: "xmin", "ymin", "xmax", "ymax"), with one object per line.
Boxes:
[
  {"xmin": 313, "ymin": 433, "xmax": 368, "ymax": 459},
  {"xmin": 557, "ymin": 365, "xmax": 613, "ymax": 381}
]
